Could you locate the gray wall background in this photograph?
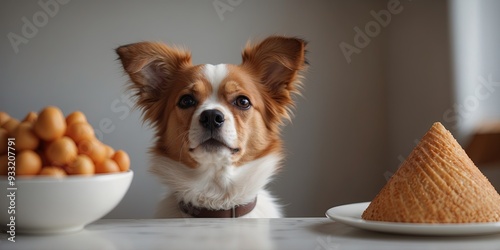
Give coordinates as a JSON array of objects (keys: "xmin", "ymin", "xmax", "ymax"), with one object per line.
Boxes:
[{"xmin": 1, "ymin": 0, "xmax": 499, "ymax": 218}]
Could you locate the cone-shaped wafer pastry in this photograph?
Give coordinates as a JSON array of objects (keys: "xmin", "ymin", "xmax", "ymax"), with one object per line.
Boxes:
[{"xmin": 362, "ymin": 122, "xmax": 500, "ymax": 223}]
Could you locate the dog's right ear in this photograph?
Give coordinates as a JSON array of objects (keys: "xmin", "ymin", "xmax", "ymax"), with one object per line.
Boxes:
[{"xmin": 116, "ymin": 42, "xmax": 192, "ymax": 122}]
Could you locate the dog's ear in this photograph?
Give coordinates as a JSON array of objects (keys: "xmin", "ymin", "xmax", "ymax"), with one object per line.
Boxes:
[
  {"xmin": 116, "ymin": 42, "xmax": 192, "ymax": 122},
  {"xmin": 241, "ymin": 36, "xmax": 308, "ymax": 125}
]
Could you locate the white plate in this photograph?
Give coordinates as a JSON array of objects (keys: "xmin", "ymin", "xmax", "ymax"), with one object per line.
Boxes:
[{"xmin": 326, "ymin": 202, "xmax": 500, "ymax": 236}]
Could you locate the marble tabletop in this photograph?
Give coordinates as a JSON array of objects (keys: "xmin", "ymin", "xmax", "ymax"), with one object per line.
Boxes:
[{"xmin": 2, "ymin": 218, "xmax": 500, "ymax": 250}]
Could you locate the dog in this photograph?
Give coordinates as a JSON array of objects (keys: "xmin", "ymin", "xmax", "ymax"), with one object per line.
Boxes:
[{"xmin": 116, "ymin": 36, "xmax": 307, "ymax": 218}]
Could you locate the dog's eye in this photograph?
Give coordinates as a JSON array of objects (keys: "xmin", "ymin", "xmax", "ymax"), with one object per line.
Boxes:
[
  {"xmin": 178, "ymin": 95, "xmax": 197, "ymax": 109},
  {"xmin": 233, "ymin": 96, "xmax": 251, "ymax": 110}
]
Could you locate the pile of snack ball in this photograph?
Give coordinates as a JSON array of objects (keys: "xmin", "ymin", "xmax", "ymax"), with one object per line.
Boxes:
[{"xmin": 1, "ymin": 106, "xmax": 130, "ymax": 177}]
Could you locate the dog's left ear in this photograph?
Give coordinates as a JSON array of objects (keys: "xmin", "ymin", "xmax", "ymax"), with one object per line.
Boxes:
[{"xmin": 241, "ymin": 36, "xmax": 308, "ymax": 124}]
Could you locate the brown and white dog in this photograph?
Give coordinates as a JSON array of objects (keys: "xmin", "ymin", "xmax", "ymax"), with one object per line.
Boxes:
[{"xmin": 116, "ymin": 36, "xmax": 307, "ymax": 218}]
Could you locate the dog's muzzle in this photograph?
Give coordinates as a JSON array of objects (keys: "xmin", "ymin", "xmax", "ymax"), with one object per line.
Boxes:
[{"xmin": 188, "ymin": 109, "xmax": 240, "ymax": 154}]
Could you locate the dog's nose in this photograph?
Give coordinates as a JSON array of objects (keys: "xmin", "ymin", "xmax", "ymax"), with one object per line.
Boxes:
[{"xmin": 200, "ymin": 109, "xmax": 225, "ymax": 130}]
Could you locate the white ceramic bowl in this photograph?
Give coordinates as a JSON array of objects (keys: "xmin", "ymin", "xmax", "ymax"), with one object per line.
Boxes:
[{"xmin": 1, "ymin": 171, "xmax": 133, "ymax": 234}]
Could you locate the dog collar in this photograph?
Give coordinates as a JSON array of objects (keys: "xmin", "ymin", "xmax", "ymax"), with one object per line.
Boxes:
[{"xmin": 179, "ymin": 197, "xmax": 257, "ymax": 218}]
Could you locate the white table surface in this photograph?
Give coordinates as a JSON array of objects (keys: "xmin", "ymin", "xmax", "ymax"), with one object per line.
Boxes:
[{"xmin": 2, "ymin": 218, "xmax": 500, "ymax": 250}]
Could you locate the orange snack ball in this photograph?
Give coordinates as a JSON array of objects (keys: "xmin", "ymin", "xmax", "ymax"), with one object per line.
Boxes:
[
  {"xmin": 0, "ymin": 112, "xmax": 10, "ymax": 127},
  {"xmin": 0, "ymin": 154, "xmax": 8, "ymax": 175},
  {"xmin": 14, "ymin": 122, "xmax": 40, "ymax": 151},
  {"xmin": 34, "ymin": 106, "xmax": 66, "ymax": 141},
  {"xmin": 103, "ymin": 144, "xmax": 115, "ymax": 158},
  {"xmin": 45, "ymin": 136, "xmax": 78, "ymax": 166},
  {"xmin": 66, "ymin": 155, "xmax": 95, "ymax": 175},
  {"xmin": 22, "ymin": 111, "xmax": 38, "ymax": 123},
  {"xmin": 78, "ymin": 139, "xmax": 106, "ymax": 164},
  {"xmin": 112, "ymin": 150, "xmax": 130, "ymax": 172},
  {"xmin": 66, "ymin": 122, "xmax": 95, "ymax": 143},
  {"xmin": 39, "ymin": 166, "xmax": 67, "ymax": 177},
  {"xmin": 0, "ymin": 129, "xmax": 7, "ymax": 154},
  {"xmin": 17, "ymin": 150, "xmax": 42, "ymax": 175},
  {"xmin": 66, "ymin": 111, "xmax": 87, "ymax": 126},
  {"xmin": 2, "ymin": 118, "xmax": 19, "ymax": 135},
  {"xmin": 95, "ymin": 158, "xmax": 120, "ymax": 174}
]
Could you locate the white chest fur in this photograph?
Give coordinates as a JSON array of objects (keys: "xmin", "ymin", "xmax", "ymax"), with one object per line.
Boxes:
[{"xmin": 150, "ymin": 153, "xmax": 283, "ymax": 218}]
